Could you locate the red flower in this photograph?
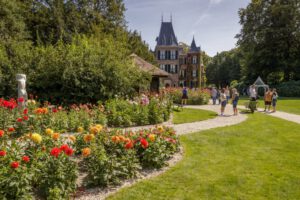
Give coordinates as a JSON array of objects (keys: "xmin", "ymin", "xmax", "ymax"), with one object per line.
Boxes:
[
  {"xmin": 140, "ymin": 138, "xmax": 149, "ymax": 149},
  {"xmin": 60, "ymin": 144, "xmax": 69, "ymax": 152},
  {"xmin": 22, "ymin": 156, "xmax": 30, "ymax": 163},
  {"xmin": 50, "ymin": 147, "xmax": 61, "ymax": 158},
  {"xmin": 0, "ymin": 130, "xmax": 4, "ymax": 137},
  {"xmin": 8, "ymin": 127, "xmax": 15, "ymax": 132},
  {"xmin": 17, "ymin": 118, "xmax": 23, "ymax": 123},
  {"xmin": 125, "ymin": 141, "xmax": 134, "ymax": 149},
  {"xmin": 10, "ymin": 161, "xmax": 19, "ymax": 169},
  {"xmin": 18, "ymin": 97, "xmax": 24, "ymax": 103},
  {"xmin": 23, "ymin": 108, "xmax": 28, "ymax": 115},
  {"xmin": 52, "ymin": 108, "xmax": 58, "ymax": 113},
  {"xmin": 23, "ymin": 115, "xmax": 29, "ymax": 121},
  {"xmin": 0, "ymin": 150, "xmax": 6, "ymax": 156},
  {"xmin": 65, "ymin": 147, "xmax": 74, "ymax": 156}
]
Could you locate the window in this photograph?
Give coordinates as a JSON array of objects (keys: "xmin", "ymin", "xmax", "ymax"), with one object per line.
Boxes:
[
  {"xmin": 192, "ymin": 70, "xmax": 197, "ymax": 77},
  {"xmin": 160, "ymin": 64, "xmax": 165, "ymax": 71},
  {"xmin": 192, "ymin": 56, "xmax": 197, "ymax": 64},
  {"xmin": 170, "ymin": 65, "xmax": 176, "ymax": 73},
  {"xmin": 171, "ymin": 50, "xmax": 176, "ymax": 60},
  {"xmin": 160, "ymin": 50, "xmax": 165, "ymax": 60},
  {"xmin": 179, "ymin": 81, "xmax": 184, "ymax": 87},
  {"xmin": 180, "ymin": 70, "xmax": 186, "ymax": 77}
]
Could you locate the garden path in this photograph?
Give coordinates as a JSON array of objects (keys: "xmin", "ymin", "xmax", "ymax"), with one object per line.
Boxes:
[
  {"xmin": 125, "ymin": 104, "xmax": 248, "ymax": 135},
  {"xmin": 237, "ymin": 105, "xmax": 300, "ymax": 124}
]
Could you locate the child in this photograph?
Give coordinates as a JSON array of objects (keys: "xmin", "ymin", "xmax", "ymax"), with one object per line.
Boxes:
[
  {"xmin": 272, "ymin": 88, "xmax": 278, "ymax": 112},
  {"xmin": 220, "ymin": 88, "xmax": 227, "ymax": 116},
  {"xmin": 232, "ymin": 88, "xmax": 239, "ymax": 116}
]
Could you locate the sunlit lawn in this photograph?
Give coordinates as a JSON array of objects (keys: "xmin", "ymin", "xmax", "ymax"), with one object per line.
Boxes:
[
  {"xmin": 108, "ymin": 113, "xmax": 300, "ymax": 200},
  {"xmin": 238, "ymin": 97, "xmax": 300, "ymax": 115},
  {"xmin": 172, "ymin": 108, "xmax": 216, "ymax": 124}
]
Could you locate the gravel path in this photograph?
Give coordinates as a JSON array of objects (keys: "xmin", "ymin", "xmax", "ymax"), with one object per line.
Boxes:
[
  {"xmin": 75, "ymin": 104, "xmax": 248, "ymax": 200},
  {"xmin": 237, "ymin": 105, "xmax": 300, "ymax": 124}
]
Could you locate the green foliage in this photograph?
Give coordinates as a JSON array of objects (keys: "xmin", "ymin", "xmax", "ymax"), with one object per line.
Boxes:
[
  {"xmin": 276, "ymin": 81, "xmax": 300, "ymax": 97},
  {"xmin": 105, "ymin": 97, "xmax": 172, "ymax": 127},
  {"xmin": 237, "ymin": 0, "xmax": 300, "ymax": 83},
  {"xmin": 84, "ymin": 139, "xmax": 140, "ymax": 187},
  {"xmin": 0, "ymin": 0, "xmax": 154, "ymax": 102},
  {"xmin": 206, "ymin": 48, "xmax": 242, "ymax": 87},
  {"xmin": 166, "ymin": 88, "xmax": 209, "ymax": 105}
]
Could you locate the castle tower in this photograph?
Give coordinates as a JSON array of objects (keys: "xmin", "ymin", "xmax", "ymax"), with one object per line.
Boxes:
[{"xmin": 155, "ymin": 19, "xmax": 180, "ymax": 87}]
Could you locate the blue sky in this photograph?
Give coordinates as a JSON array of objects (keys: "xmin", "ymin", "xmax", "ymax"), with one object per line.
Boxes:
[{"xmin": 124, "ymin": 0, "xmax": 250, "ymax": 56}]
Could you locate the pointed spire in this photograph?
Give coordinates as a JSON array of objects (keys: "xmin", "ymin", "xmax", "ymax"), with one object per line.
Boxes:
[
  {"xmin": 170, "ymin": 13, "xmax": 172, "ymax": 22},
  {"xmin": 161, "ymin": 13, "xmax": 164, "ymax": 22}
]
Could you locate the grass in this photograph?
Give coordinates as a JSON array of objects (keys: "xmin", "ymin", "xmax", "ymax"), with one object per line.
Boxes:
[
  {"xmin": 172, "ymin": 108, "xmax": 216, "ymax": 124},
  {"xmin": 239, "ymin": 96, "xmax": 300, "ymax": 115},
  {"xmin": 108, "ymin": 114, "xmax": 300, "ymax": 200}
]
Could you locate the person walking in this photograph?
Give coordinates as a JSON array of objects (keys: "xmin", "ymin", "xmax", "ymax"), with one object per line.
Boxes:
[
  {"xmin": 249, "ymin": 85, "xmax": 257, "ymax": 101},
  {"xmin": 225, "ymin": 86, "xmax": 230, "ymax": 103},
  {"xmin": 272, "ymin": 88, "xmax": 278, "ymax": 112},
  {"xmin": 264, "ymin": 88, "xmax": 273, "ymax": 112},
  {"xmin": 181, "ymin": 87, "xmax": 188, "ymax": 106},
  {"xmin": 232, "ymin": 88, "xmax": 239, "ymax": 116},
  {"xmin": 217, "ymin": 89, "xmax": 221, "ymax": 105},
  {"xmin": 211, "ymin": 87, "xmax": 217, "ymax": 105},
  {"xmin": 220, "ymin": 88, "xmax": 227, "ymax": 116}
]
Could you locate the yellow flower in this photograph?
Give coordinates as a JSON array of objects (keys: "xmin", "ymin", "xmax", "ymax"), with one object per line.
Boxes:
[
  {"xmin": 95, "ymin": 124, "xmax": 103, "ymax": 132},
  {"xmin": 148, "ymin": 134, "xmax": 156, "ymax": 142},
  {"xmin": 77, "ymin": 127, "xmax": 84, "ymax": 133},
  {"xmin": 157, "ymin": 126, "xmax": 164, "ymax": 132},
  {"xmin": 31, "ymin": 133, "xmax": 42, "ymax": 144},
  {"xmin": 83, "ymin": 134, "xmax": 95, "ymax": 143},
  {"xmin": 82, "ymin": 147, "xmax": 91, "ymax": 157},
  {"xmin": 51, "ymin": 132, "xmax": 60, "ymax": 140},
  {"xmin": 69, "ymin": 135, "xmax": 76, "ymax": 142},
  {"xmin": 45, "ymin": 128, "xmax": 53, "ymax": 136}
]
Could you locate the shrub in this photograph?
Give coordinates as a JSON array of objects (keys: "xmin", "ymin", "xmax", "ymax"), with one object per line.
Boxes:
[
  {"xmin": 164, "ymin": 88, "xmax": 210, "ymax": 105},
  {"xmin": 276, "ymin": 81, "xmax": 300, "ymax": 97}
]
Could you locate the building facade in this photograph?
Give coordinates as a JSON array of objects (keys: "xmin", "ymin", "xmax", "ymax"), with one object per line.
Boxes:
[{"xmin": 155, "ymin": 20, "xmax": 205, "ymax": 88}]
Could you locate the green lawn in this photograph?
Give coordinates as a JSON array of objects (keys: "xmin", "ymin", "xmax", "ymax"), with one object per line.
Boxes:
[
  {"xmin": 239, "ymin": 97, "xmax": 300, "ymax": 115},
  {"xmin": 172, "ymin": 108, "xmax": 216, "ymax": 124},
  {"xmin": 108, "ymin": 114, "xmax": 300, "ymax": 200}
]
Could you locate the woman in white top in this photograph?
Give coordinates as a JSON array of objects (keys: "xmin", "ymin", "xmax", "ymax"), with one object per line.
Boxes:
[
  {"xmin": 220, "ymin": 88, "xmax": 227, "ymax": 116},
  {"xmin": 249, "ymin": 85, "xmax": 257, "ymax": 101}
]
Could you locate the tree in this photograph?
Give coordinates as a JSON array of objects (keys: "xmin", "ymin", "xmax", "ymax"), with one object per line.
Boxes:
[{"xmin": 237, "ymin": 0, "xmax": 300, "ymax": 84}]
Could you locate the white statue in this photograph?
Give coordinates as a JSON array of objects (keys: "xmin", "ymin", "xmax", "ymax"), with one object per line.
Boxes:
[{"xmin": 16, "ymin": 74, "xmax": 28, "ymax": 108}]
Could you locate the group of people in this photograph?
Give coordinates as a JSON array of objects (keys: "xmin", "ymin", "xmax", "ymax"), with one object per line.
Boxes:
[
  {"xmin": 211, "ymin": 86, "xmax": 239, "ymax": 116},
  {"xmin": 249, "ymin": 85, "xmax": 278, "ymax": 112}
]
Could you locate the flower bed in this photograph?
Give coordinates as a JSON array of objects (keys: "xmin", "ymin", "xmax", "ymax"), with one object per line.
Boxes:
[
  {"xmin": 0, "ymin": 95, "xmax": 172, "ymax": 135},
  {"xmin": 0, "ymin": 124, "xmax": 179, "ymax": 199},
  {"xmin": 163, "ymin": 88, "xmax": 210, "ymax": 105}
]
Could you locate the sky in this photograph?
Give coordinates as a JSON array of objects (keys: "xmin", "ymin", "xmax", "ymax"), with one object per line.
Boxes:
[{"xmin": 124, "ymin": 0, "xmax": 251, "ymax": 57}]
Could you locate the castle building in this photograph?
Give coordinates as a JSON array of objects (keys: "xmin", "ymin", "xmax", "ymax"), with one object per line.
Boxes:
[{"xmin": 155, "ymin": 19, "xmax": 205, "ymax": 88}]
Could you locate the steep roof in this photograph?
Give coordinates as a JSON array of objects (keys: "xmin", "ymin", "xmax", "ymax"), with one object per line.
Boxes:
[
  {"xmin": 189, "ymin": 36, "xmax": 201, "ymax": 52},
  {"xmin": 254, "ymin": 76, "xmax": 268, "ymax": 87},
  {"xmin": 130, "ymin": 54, "xmax": 169, "ymax": 77},
  {"xmin": 156, "ymin": 22, "xmax": 178, "ymax": 46}
]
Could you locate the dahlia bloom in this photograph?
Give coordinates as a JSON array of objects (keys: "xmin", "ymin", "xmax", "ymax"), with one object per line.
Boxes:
[
  {"xmin": 51, "ymin": 132, "xmax": 60, "ymax": 140},
  {"xmin": 0, "ymin": 130, "xmax": 4, "ymax": 137},
  {"xmin": 50, "ymin": 147, "xmax": 61, "ymax": 158},
  {"xmin": 82, "ymin": 147, "xmax": 91, "ymax": 157},
  {"xmin": 0, "ymin": 150, "xmax": 6, "ymax": 156},
  {"xmin": 22, "ymin": 156, "xmax": 30, "ymax": 163},
  {"xmin": 83, "ymin": 134, "xmax": 95, "ymax": 143},
  {"xmin": 148, "ymin": 134, "xmax": 156, "ymax": 142},
  {"xmin": 11, "ymin": 161, "xmax": 19, "ymax": 169},
  {"xmin": 140, "ymin": 138, "xmax": 149, "ymax": 149},
  {"xmin": 45, "ymin": 128, "xmax": 54, "ymax": 136},
  {"xmin": 31, "ymin": 133, "xmax": 42, "ymax": 144},
  {"xmin": 125, "ymin": 140, "xmax": 134, "ymax": 149}
]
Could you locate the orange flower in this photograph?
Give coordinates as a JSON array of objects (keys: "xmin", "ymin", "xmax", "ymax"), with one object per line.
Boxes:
[
  {"xmin": 148, "ymin": 134, "xmax": 156, "ymax": 142},
  {"xmin": 51, "ymin": 132, "xmax": 60, "ymax": 140},
  {"xmin": 83, "ymin": 134, "xmax": 95, "ymax": 143},
  {"xmin": 34, "ymin": 107, "xmax": 48, "ymax": 114},
  {"xmin": 111, "ymin": 135, "xmax": 120, "ymax": 143},
  {"xmin": 82, "ymin": 147, "xmax": 91, "ymax": 157}
]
